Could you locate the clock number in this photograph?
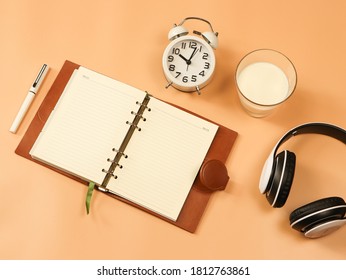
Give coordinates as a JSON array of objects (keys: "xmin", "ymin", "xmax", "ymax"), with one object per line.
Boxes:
[
  {"xmin": 168, "ymin": 55, "xmax": 174, "ymax": 62},
  {"xmin": 175, "ymin": 72, "xmax": 181, "ymax": 78},
  {"xmin": 169, "ymin": 64, "xmax": 175, "ymax": 71},
  {"xmin": 199, "ymin": 70, "xmax": 205, "ymax": 77},
  {"xmin": 202, "ymin": 53, "xmax": 209, "ymax": 60},
  {"xmin": 181, "ymin": 42, "xmax": 186, "ymax": 49},
  {"xmin": 180, "ymin": 75, "xmax": 197, "ymax": 83},
  {"xmin": 189, "ymin": 41, "xmax": 197, "ymax": 48},
  {"xmin": 172, "ymin": 48, "xmax": 180, "ymax": 55},
  {"xmin": 204, "ymin": 62, "xmax": 210, "ymax": 69}
]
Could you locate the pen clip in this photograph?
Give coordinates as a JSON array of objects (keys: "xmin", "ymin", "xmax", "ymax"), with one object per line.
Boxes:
[{"xmin": 32, "ymin": 64, "xmax": 49, "ymax": 88}]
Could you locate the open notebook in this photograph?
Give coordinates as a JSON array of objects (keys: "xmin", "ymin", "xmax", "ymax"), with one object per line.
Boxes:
[{"xmin": 29, "ymin": 66, "xmax": 218, "ymax": 221}]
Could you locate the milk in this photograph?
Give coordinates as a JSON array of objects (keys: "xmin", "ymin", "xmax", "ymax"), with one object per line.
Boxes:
[{"xmin": 237, "ymin": 62, "xmax": 289, "ymax": 105}]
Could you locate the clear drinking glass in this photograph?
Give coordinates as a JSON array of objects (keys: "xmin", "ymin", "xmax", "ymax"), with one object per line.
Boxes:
[{"xmin": 235, "ymin": 49, "xmax": 297, "ymax": 117}]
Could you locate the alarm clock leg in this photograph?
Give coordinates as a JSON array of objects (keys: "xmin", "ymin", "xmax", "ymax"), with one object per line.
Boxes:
[{"xmin": 165, "ymin": 81, "xmax": 173, "ymax": 89}]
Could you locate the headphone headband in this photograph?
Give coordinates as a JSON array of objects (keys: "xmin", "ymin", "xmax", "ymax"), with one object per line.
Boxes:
[
  {"xmin": 259, "ymin": 122, "xmax": 346, "ymax": 194},
  {"xmin": 274, "ymin": 122, "xmax": 346, "ymax": 152}
]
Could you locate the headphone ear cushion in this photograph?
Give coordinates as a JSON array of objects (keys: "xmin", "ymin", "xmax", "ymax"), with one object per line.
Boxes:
[
  {"xmin": 290, "ymin": 197, "xmax": 346, "ymax": 233},
  {"xmin": 266, "ymin": 150, "xmax": 296, "ymax": 208}
]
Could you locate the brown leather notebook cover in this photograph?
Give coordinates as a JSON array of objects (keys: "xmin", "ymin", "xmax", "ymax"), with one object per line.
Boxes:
[{"xmin": 15, "ymin": 60, "xmax": 238, "ymax": 233}]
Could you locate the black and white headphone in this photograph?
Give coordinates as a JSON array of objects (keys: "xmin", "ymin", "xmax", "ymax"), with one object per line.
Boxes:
[{"xmin": 259, "ymin": 122, "xmax": 346, "ymax": 238}]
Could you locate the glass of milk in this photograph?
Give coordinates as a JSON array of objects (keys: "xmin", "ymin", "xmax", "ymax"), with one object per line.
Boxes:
[{"xmin": 235, "ymin": 49, "xmax": 297, "ymax": 117}]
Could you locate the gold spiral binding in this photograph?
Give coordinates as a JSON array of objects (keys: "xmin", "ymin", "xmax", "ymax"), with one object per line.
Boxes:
[
  {"xmin": 126, "ymin": 121, "xmax": 141, "ymax": 131},
  {"xmin": 112, "ymin": 148, "xmax": 128, "ymax": 158},
  {"xmin": 107, "ymin": 158, "xmax": 123, "ymax": 168},
  {"xmin": 136, "ymin": 101, "xmax": 151, "ymax": 111},
  {"xmin": 101, "ymin": 93, "xmax": 151, "ymax": 188},
  {"xmin": 101, "ymin": 168, "xmax": 117, "ymax": 179},
  {"xmin": 131, "ymin": 111, "xmax": 147, "ymax": 121}
]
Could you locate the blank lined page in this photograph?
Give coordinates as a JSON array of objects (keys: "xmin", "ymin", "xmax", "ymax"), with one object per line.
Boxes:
[
  {"xmin": 107, "ymin": 97, "xmax": 218, "ymax": 221},
  {"xmin": 30, "ymin": 67, "xmax": 147, "ymax": 185}
]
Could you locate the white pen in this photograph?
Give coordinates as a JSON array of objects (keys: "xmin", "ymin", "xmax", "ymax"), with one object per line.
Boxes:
[{"xmin": 9, "ymin": 64, "xmax": 49, "ymax": 133}]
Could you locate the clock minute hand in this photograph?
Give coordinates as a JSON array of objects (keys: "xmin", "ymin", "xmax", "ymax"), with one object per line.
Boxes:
[
  {"xmin": 185, "ymin": 48, "xmax": 198, "ymax": 71},
  {"xmin": 188, "ymin": 47, "xmax": 198, "ymax": 61}
]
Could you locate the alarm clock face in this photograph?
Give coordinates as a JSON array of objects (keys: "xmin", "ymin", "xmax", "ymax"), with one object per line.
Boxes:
[{"xmin": 162, "ymin": 35, "xmax": 215, "ymax": 92}]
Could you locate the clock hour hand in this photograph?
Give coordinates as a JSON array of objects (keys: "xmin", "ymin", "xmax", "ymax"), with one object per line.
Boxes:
[
  {"xmin": 179, "ymin": 48, "xmax": 198, "ymax": 71},
  {"xmin": 179, "ymin": 54, "xmax": 191, "ymax": 65}
]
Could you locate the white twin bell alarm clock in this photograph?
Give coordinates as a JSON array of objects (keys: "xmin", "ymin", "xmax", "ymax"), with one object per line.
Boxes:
[{"xmin": 162, "ymin": 17, "xmax": 218, "ymax": 95}]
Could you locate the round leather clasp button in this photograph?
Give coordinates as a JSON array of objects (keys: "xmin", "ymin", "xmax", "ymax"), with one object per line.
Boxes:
[{"xmin": 199, "ymin": 159, "xmax": 229, "ymax": 192}]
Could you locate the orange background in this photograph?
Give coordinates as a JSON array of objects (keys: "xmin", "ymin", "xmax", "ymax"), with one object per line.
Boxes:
[{"xmin": 1, "ymin": 0, "xmax": 346, "ymax": 259}]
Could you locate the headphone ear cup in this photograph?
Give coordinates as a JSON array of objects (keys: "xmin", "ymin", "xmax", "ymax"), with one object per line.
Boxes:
[
  {"xmin": 266, "ymin": 150, "xmax": 296, "ymax": 208},
  {"xmin": 289, "ymin": 196, "xmax": 346, "ymax": 238}
]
